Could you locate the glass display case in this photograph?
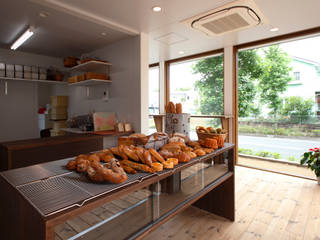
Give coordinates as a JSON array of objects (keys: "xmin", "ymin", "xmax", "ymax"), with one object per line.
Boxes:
[{"xmin": 0, "ymin": 143, "xmax": 234, "ymax": 240}]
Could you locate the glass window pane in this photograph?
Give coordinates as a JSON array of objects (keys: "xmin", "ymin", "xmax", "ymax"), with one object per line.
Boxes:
[
  {"xmin": 169, "ymin": 54, "xmax": 224, "ymax": 116},
  {"xmin": 149, "ymin": 67, "xmax": 160, "ymax": 115}
]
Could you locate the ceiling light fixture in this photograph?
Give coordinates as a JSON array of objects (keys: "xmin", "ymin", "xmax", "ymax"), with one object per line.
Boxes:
[
  {"xmin": 178, "ymin": 51, "xmax": 185, "ymax": 55},
  {"xmin": 10, "ymin": 27, "xmax": 34, "ymax": 50},
  {"xmin": 270, "ymin": 27, "xmax": 279, "ymax": 32},
  {"xmin": 152, "ymin": 6, "xmax": 162, "ymax": 12}
]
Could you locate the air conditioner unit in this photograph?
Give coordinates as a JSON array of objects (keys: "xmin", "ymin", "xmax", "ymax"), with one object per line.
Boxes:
[{"xmin": 181, "ymin": 0, "xmax": 268, "ymax": 36}]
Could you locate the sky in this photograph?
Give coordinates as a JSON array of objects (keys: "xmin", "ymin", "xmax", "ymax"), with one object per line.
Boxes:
[{"xmin": 280, "ymin": 35, "xmax": 320, "ymax": 63}]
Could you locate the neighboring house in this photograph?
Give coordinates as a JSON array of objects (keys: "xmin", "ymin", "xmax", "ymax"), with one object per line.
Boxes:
[{"xmin": 283, "ymin": 56, "xmax": 320, "ymax": 100}]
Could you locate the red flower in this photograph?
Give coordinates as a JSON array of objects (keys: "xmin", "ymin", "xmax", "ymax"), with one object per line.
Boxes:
[{"xmin": 309, "ymin": 148, "xmax": 315, "ymax": 151}]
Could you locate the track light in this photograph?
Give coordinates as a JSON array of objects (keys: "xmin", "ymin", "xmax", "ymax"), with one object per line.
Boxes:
[{"xmin": 10, "ymin": 27, "xmax": 34, "ymax": 50}]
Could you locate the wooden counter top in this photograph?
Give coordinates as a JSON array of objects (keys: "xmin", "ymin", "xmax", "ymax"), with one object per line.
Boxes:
[{"xmin": 1, "ymin": 143, "xmax": 234, "ymax": 219}]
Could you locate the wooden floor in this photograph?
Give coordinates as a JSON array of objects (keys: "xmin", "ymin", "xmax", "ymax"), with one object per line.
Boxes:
[{"xmin": 145, "ymin": 166, "xmax": 320, "ymax": 240}]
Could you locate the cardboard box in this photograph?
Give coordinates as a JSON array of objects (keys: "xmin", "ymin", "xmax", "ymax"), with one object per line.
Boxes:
[
  {"xmin": 67, "ymin": 75, "xmax": 78, "ymax": 83},
  {"xmin": 52, "ymin": 120, "xmax": 67, "ymax": 131},
  {"xmin": 50, "ymin": 106, "xmax": 67, "ymax": 114},
  {"xmin": 50, "ymin": 96, "xmax": 68, "ymax": 107},
  {"xmin": 50, "ymin": 112, "xmax": 67, "ymax": 120},
  {"xmin": 50, "ymin": 129, "xmax": 66, "ymax": 137}
]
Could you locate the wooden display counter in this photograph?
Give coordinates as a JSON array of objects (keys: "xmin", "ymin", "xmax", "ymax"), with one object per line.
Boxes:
[
  {"xmin": 0, "ymin": 143, "xmax": 235, "ymax": 240},
  {"xmin": 0, "ymin": 134, "xmax": 103, "ymax": 171}
]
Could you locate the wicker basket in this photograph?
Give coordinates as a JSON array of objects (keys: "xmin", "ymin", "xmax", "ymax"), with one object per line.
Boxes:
[{"xmin": 196, "ymin": 127, "xmax": 227, "ymax": 141}]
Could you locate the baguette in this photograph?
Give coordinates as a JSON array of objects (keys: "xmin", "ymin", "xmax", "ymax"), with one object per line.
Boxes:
[
  {"xmin": 120, "ymin": 162, "xmax": 137, "ymax": 174},
  {"xmin": 169, "ymin": 101, "xmax": 176, "ymax": 113},
  {"xmin": 149, "ymin": 148, "xmax": 165, "ymax": 164},
  {"xmin": 176, "ymin": 103, "xmax": 182, "ymax": 114},
  {"xmin": 122, "ymin": 145, "xmax": 140, "ymax": 161},
  {"xmin": 121, "ymin": 160, "xmax": 154, "ymax": 173}
]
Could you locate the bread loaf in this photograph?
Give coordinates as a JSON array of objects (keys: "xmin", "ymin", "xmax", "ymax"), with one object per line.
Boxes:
[{"xmin": 176, "ymin": 103, "xmax": 182, "ymax": 114}]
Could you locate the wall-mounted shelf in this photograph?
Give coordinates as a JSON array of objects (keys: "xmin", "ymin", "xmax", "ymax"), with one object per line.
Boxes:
[
  {"xmin": 69, "ymin": 79, "xmax": 112, "ymax": 86},
  {"xmin": 0, "ymin": 77, "xmax": 67, "ymax": 85},
  {"xmin": 69, "ymin": 61, "xmax": 112, "ymax": 72}
]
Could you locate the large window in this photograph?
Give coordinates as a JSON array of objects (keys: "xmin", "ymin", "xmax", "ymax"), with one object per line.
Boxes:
[
  {"xmin": 149, "ymin": 65, "xmax": 160, "ymax": 115},
  {"xmin": 148, "ymin": 65, "xmax": 160, "ymax": 134},
  {"xmin": 236, "ymin": 35, "xmax": 320, "ymax": 179},
  {"xmin": 168, "ymin": 53, "xmax": 224, "ymax": 139}
]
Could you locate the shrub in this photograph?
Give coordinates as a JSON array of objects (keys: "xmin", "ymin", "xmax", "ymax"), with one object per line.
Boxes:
[
  {"xmin": 272, "ymin": 153, "xmax": 282, "ymax": 159},
  {"xmin": 256, "ymin": 151, "xmax": 272, "ymax": 158},
  {"xmin": 288, "ymin": 156, "xmax": 296, "ymax": 162},
  {"xmin": 238, "ymin": 148, "xmax": 254, "ymax": 155}
]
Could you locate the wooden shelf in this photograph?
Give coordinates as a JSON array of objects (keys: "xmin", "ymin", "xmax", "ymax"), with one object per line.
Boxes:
[
  {"xmin": 0, "ymin": 77, "xmax": 67, "ymax": 85},
  {"xmin": 69, "ymin": 61, "xmax": 112, "ymax": 72},
  {"xmin": 68, "ymin": 79, "xmax": 112, "ymax": 86}
]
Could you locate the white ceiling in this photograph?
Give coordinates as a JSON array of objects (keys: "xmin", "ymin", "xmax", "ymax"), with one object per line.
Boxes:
[{"xmin": 1, "ymin": 0, "xmax": 320, "ymax": 62}]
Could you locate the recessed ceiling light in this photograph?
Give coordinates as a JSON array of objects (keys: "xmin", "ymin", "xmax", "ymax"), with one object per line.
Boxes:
[
  {"xmin": 270, "ymin": 27, "xmax": 279, "ymax": 32},
  {"xmin": 178, "ymin": 51, "xmax": 185, "ymax": 55},
  {"xmin": 101, "ymin": 32, "xmax": 107, "ymax": 36},
  {"xmin": 39, "ymin": 12, "xmax": 49, "ymax": 18},
  {"xmin": 152, "ymin": 6, "xmax": 162, "ymax": 12}
]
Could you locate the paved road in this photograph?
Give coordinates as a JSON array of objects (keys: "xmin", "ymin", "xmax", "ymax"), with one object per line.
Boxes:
[{"xmin": 239, "ymin": 135, "xmax": 320, "ymax": 160}]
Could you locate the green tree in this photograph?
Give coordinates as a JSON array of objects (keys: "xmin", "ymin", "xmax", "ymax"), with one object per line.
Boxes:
[
  {"xmin": 193, "ymin": 50, "xmax": 263, "ymax": 117},
  {"xmin": 259, "ymin": 45, "xmax": 292, "ymax": 118},
  {"xmin": 281, "ymin": 96, "xmax": 314, "ymax": 123},
  {"xmin": 193, "ymin": 55, "xmax": 224, "ymax": 115},
  {"xmin": 238, "ymin": 50, "xmax": 263, "ymax": 117}
]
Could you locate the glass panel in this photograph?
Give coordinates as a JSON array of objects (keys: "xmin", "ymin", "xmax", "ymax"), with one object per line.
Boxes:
[
  {"xmin": 148, "ymin": 115, "xmax": 157, "ymax": 135},
  {"xmin": 149, "ymin": 66, "xmax": 160, "ymax": 115},
  {"xmin": 169, "ymin": 54, "xmax": 224, "ymax": 115},
  {"xmin": 54, "ymin": 186, "xmax": 153, "ymax": 240},
  {"xmin": 237, "ymin": 35, "xmax": 320, "ymax": 179},
  {"xmin": 157, "ymin": 153, "xmax": 229, "ymax": 218}
]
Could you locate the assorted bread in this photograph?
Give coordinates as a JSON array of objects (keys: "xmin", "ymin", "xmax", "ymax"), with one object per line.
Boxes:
[
  {"xmin": 66, "ymin": 130, "xmax": 225, "ymax": 184},
  {"xmin": 165, "ymin": 101, "xmax": 183, "ymax": 114}
]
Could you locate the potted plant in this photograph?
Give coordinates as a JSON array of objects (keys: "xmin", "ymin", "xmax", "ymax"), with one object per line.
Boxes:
[{"xmin": 300, "ymin": 148, "xmax": 320, "ymax": 184}]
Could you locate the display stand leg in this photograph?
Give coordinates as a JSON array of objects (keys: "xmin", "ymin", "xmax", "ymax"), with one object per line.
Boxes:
[
  {"xmin": 192, "ymin": 175, "xmax": 235, "ymax": 221},
  {"xmin": 160, "ymin": 172, "xmax": 181, "ymax": 194}
]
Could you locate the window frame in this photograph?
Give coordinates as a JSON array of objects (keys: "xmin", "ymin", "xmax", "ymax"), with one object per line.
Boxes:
[{"xmin": 164, "ymin": 49, "xmax": 225, "ymax": 117}]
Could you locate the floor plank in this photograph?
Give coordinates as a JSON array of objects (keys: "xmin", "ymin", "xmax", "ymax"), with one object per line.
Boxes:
[{"xmin": 145, "ymin": 166, "xmax": 320, "ymax": 240}]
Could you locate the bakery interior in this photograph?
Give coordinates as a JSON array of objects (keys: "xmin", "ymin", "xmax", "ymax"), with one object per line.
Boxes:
[{"xmin": 0, "ymin": 0, "xmax": 320, "ymax": 239}]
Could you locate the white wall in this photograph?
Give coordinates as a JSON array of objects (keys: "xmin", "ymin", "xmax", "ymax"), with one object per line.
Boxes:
[
  {"xmin": 284, "ymin": 60, "xmax": 320, "ymax": 99},
  {"xmin": 0, "ymin": 34, "xmax": 151, "ymax": 141},
  {"xmin": 68, "ymin": 35, "xmax": 147, "ymax": 133},
  {"xmin": 0, "ymin": 48, "xmax": 65, "ymax": 142}
]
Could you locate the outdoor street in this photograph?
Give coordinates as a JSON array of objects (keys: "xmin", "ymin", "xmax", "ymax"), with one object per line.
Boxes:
[{"xmin": 239, "ymin": 135, "xmax": 320, "ymax": 160}]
